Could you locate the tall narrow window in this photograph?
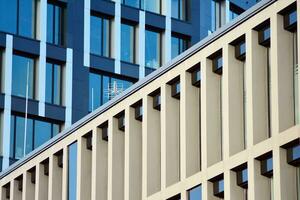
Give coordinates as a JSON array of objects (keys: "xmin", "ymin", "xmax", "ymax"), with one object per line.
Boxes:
[
  {"xmin": 12, "ymin": 54, "xmax": 35, "ymax": 99},
  {"xmin": 90, "ymin": 15, "xmax": 110, "ymax": 57},
  {"xmin": 211, "ymin": 0, "xmax": 222, "ymax": 32},
  {"xmin": 172, "ymin": 0, "xmax": 187, "ymax": 21},
  {"xmin": 46, "ymin": 61, "xmax": 62, "ymax": 105},
  {"xmin": 121, "ymin": 23, "xmax": 135, "ymax": 63},
  {"xmin": 171, "ymin": 35, "xmax": 189, "ymax": 59},
  {"xmin": 145, "ymin": 29, "xmax": 161, "ymax": 69},
  {"xmin": 0, "ymin": 0, "xmax": 36, "ymax": 38},
  {"xmin": 68, "ymin": 142, "xmax": 77, "ymax": 200},
  {"xmin": 47, "ymin": 2, "xmax": 65, "ymax": 46}
]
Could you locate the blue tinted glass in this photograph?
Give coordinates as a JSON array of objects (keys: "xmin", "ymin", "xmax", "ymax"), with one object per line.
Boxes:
[
  {"xmin": 266, "ymin": 157, "xmax": 273, "ymax": 171},
  {"xmin": 12, "ymin": 55, "xmax": 34, "ymax": 99},
  {"xmin": 46, "ymin": 63, "xmax": 53, "ymax": 104},
  {"xmin": 121, "ymin": 23, "xmax": 134, "ymax": 63},
  {"xmin": 188, "ymin": 185, "xmax": 202, "ymax": 200},
  {"xmin": 123, "ymin": 0, "xmax": 139, "ymax": 8},
  {"xmin": 171, "ymin": 0, "xmax": 179, "ymax": 19},
  {"xmin": 171, "ymin": 37, "xmax": 179, "ymax": 59},
  {"xmin": 240, "ymin": 42, "xmax": 246, "ymax": 55},
  {"xmin": 144, "ymin": 0, "xmax": 160, "ymax": 13},
  {"xmin": 54, "ymin": 6, "xmax": 62, "ymax": 45},
  {"xmin": 34, "ymin": 120, "xmax": 52, "ymax": 148},
  {"xmin": 89, "ymin": 73, "xmax": 101, "ymax": 112},
  {"xmin": 0, "ymin": 0, "xmax": 17, "ymax": 34},
  {"xmin": 15, "ymin": 116, "xmax": 25, "ymax": 159},
  {"xmin": 217, "ymin": 57, "xmax": 223, "ymax": 69},
  {"xmin": 10, "ymin": 116, "xmax": 15, "ymax": 158},
  {"xmin": 145, "ymin": 30, "xmax": 160, "ymax": 69},
  {"xmin": 25, "ymin": 119, "xmax": 33, "ymax": 155},
  {"xmin": 47, "ymin": 4, "xmax": 54, "ymax": 43},
  {"xmin": 196, "ymin": 70, "xmax": 201, "ymax": 81},
  {"xmin": 19, "ymin": 0, "xmax": 35, "ymax": 38},
  {"xmin": 52, "ymin": 124, "xmax": 60, "ymax": 136},
  {"xmin": 68, "ymin": 142, "xmax": 77, "ymax": 200},
  {"xmin": 103, "ymin": 19, "xmax": 110, "ymax": 57},
  {"xmin": 218, "ymin": 180, "xmax": 224, "ymax": 192},
  {"xmin": 263, "ymin": 27, "xmax": 270, "ymax": 40},
  {"xmin": 292, "ymin": 145, "xmax": 300, "ymax": 160},
  {"xmin": 53, "ymin": 64, "xmax": 61, "ymax": 105},
  {"xmin": 102, "ymin": 76, "xmax": 110, "ymax": 104},
  {"xmin": 176, "ymin": 82, "xmax": 180, "ymax": 93},
  {"xmin": 90, "ymin": 16, "xmax": 102, "ymax": 55},
  {"xmin": 242, "ymin": 169, "xmax": 248, "ymax": 182},
  {"xmin": 289, "ymin": 10, "xmax": 297, "ymax": 25}
]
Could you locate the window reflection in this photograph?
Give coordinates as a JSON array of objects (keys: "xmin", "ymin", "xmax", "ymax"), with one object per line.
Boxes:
[
  {"xmin": 68, "ymin": 142, "xmax": 77, "ymax": 200},
  {"xmin": 46, "ymin": 62, "xmax": 62, "ymax": 105},
  {"xmin": 47, "ymin": 2, "xmax": 65, "ymax": 45},
  {"xmin": 171, "ymin": 35, "xmax": 189, "ymax": 59},
  {"xmin": 121, "ymin": 23, "xmax": 135, "ymax": 63},
  {"xmin": 172, "ymin": 0, "xmax": 187, "ymax": 21},
  {"xmin": 12, "ymin": 54, "xmax": 35, "ymax": 99},
  {"xmin": 145, "ymin": 29, "xmax": 161, "ymax": 69},
  {"xmin": 90, "ymin": 15, "xmax": 110, "ymax": 57},
  {"xmin": 188, "ymin": 185, "xmax": 202, "ymax": 200}
]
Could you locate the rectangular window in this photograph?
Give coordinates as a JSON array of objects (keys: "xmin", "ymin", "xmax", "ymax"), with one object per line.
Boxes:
[
  {"xmin": 172, "ymin": 0, "xmax": 187, "ymax": 21},
  {"xmin": 188, "ymin": 185, "xmax": 202, "ymax": 200},
  {"xmin": 90, "ymin": 15, "xmax": 110, "ymax": 57},
  {"xmin": 211, "ymin": 0, "xmax": 222, "ymax": 32},
  {"xmin": 47, "ymin": 2, "xmax": 65, "ymax": 45},
  {"xmin": 89, "ymin": 72, "xmax": 133, "ymax": 112},
  {"xmin": 145, "ymin": 29, "xmax": 161, "ymax": 69},
  {"xmin": 10, "ymin": 115, "xmax": 60, "ymax": 162},
  {"xmin": 122, "ymin": 0, "xmax": 140, "ymax": 9},
  {"xmin": 121, "ymin": 23, "xmax": 135, "ymax": 63},
  {"xmin": 68, "ymin": 142, "xmax": 77, "ymax": 200},
  {"xmin": 46, "ymin": 61, "xmax": 62, "ymax": 105},
  {"xmin": 171, "ymin": 35, "xmax": 189, "ymax": 59},
  {"xmin": 143, "ymin": 0, "xmax": 161, "ymax": 14},
  {"xmin": 0, "ymin": 0, "xmax": 36, "ymax": 38},
  {"xmin": 12, "ymin": 54, "xmax": 35, "ymax": 99}
]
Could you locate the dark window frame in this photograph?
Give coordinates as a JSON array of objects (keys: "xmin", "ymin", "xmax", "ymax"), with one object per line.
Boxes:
[
  {"xmin": 46, "ymin": 59, "xmax": 63, "ymax": 106},
  {"xmin": 121, "ymin": 21, "xmax": 136, "ymax": 64},
  {"xmin": 99, "ymin": 121, "xmax": 109, "ymax": 141},
  {"xmin": 145, "ymin": 27, "xmax": 162, "ymax": 69}
]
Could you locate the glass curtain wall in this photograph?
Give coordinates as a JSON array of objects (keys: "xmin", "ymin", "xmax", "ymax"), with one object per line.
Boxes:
[
  {"xmin": 0, "ymin": 0, "xmax": 36, "ymax": 38},
  {"xmin": 171, "ymin": 35, "xmax": 189, "ymax": 59},
  {"xmin": 46, "ymin": 61, "xmax": 62, "ymax": 105},
  {"xmin": 47, "ymin": 2, "xmax": 65, "ymax": 45},
  {"xmin": 145, "ymin": 29, "xmax": 161, "ymax": 69},
  {"xmin": 90, "ymin": 15, "xmax": 110, "ymax": 57},
  {"xmin": 172, "ymin": 0, "xmax": 187, "ymax": 21},
  {"xmin": 121, "ymin": 23, "xmax": 135, "ymax": 63}
]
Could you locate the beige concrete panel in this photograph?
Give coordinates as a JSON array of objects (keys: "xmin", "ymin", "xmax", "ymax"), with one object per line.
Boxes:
[
  {"xmin": 48, "ymin": 155, "xmax": 62, "ymax": 200},
  {"xmin": 270, "ymin": 13, "xmax": 295, "ymax": 134},
  {"xmin": 125, "ymin": 107, "xmax": 142, "ymax": 200},
  {"xmin": 202, "ymin": 58, "xmax": 222, "ymax": 167},
  {"xmin": 22, "ymin": 172, "xmax": 35, "ymax": 200},
  {"xmin": 35, "ymin": 164, "xmax": 48, "ymax": 200},
  {"xmin": 297, "ymin": 0, "xmax": 300, "ymax": 123},
  {"xmin": 248, "ymin": 159, "xmax": 270, "ymax": 200},
  {"xmin": 223, "ymin": 44, "xmax": 245, "ymax": 158},
  {"xmin": 224, "ymin": 170, "xmax": 244, "ymax": 200},
  {"xmin": 77, "ymin": 137, "xmax": 92, "ymax": 200},
  {"xmin": 273, "ymin": 147, "xmax": 297, "ymax": 200},
  {"xmin": 181, "ymin": 71, "xmax": 201, "ymax": 178},
  {"xmin": 144, "ymin": 95, "xmax": 161, "ymax": 196},
  {"xmin": 11, "ymin": 180, "xmax": 21, "ymax": 200},
  {"xmin": 162, "ymin": 84, "xmax": 180, "ymax": 187},
  {"xmin": 246, "ymin": 30, "xmax": 269, "ymax": 145},
  {"xmin": 91, "ymin": 127, "xmax": 108, "ymax": 200}
]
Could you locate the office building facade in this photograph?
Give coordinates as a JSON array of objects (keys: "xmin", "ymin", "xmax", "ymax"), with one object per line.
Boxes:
[
  {"xmin": 0, "ymin": 0, "xmax": 257, "ymax": 170},
  {"xmin": 0, "ymin": 0, "xmax": 299, "ymax": 199}
]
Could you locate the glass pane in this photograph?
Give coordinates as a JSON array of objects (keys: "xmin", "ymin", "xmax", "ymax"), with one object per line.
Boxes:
[
  {"xmin": 188, "ymin": 185, "xmax": 202, "ymax": 200},
  {"xmin": 68, "ymin": 142, "xmax": 77, "ymax": 200},
  {"xmin": 144, "ymin": 0, "xmax": 160, "ymax": 14},
  {"xmin": 103, "ymin": 18, "xmax": 110, "ymax": 57},
  {"xmin": 288, "ymin": 10, "xmax": 297, "ymax": 25},
  {"xmin": 52, "ymin": 124, "xmax": 60, "ymax": 136},
  {"xmin": 145, "ymin": 30, "xmax": 160, "ymax": 69},
  {"xmin": 45, "ymin": 63, "xmax": 53, "ymax": 104},
  {"xmin": 25, "ymin": 119, "xmax": 33, "ymax": 155},
  {"xmin": 121, "ymin": 23, "xmax": 134, "ymax": 63},
  {"xmin": 54, "ymin": 6, "xmax": 61, "ymax": 45},
  {"xmin": 90, "ymin": 16, "xmax": 102, "ymax": 56},
  {"xmin": 10, "ymin": 116, "xmax": 15, "ymax": 158},
  {"xmin": 102, "ymin": 76, "xmax": 110, "ymax": 103},
  {"xmin": 89, "ymin": 73, "xmax": 101, "ymax": 112},
  {"xmin": 19, "ymin": 0, "xmax": 35, "ymax": 38},
  {"xmin": 171, "ymin": 37, "xmax": 179, "ymax": 59},
  {"xmin": 124, "ymin": 0, "xmax": 139, "ymax": 8},
  {"xmin": 47, "ymin": 3, "xmax": 54, "ymax": 43},
  {"xmin": 0, "ymin": 0, "xmax": 17, "ymax": 34},
  {"xmin": 12, "ymin": 55, "xmax": 34, "ymax": 99},
  {"xmin": 34, "ymin": 120, "xmax": 52, "ymax": 148},
  {"xmin": 292, "ymin": 145, "xmax": 300, "ymax": 160},
  {"xmin": 15, "ymin": 116, "xmax": 25, "ymax": 159},
  {"xmin": 171, "ymin": 0, "xmax": 179, "ymax": 19},
  {"xmin": 266, "ymin": 157, "xmax": 273, "ymax": 172},
  {"xmin": 218, "ymin": 180, "xmax": 224, "ymax": 193},
  {"xmin": 53, "ymin": 64, "xmax": 61, "ymax": 105},
  {"xmin": 242, "ymin": 169, "xmax": 248, "ymax": 182}
]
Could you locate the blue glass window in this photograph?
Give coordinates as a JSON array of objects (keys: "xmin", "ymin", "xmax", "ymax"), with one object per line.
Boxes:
[
  {"xmin": 143, "ymin": 0, "xmax": 161, "ymax": 14},
  {"xmin": 171, "ymin": 35, "xmax": 189, "ymax": 59},
  {"xmin": 68, "ymin": 142, "xmax": 77, "ymax": 200},
  {"xmin": 10, "ymin": 115, "xmax": 60, "ymax": 162},
  {"xmin": 90, "ymin": 15, "xmax": 110, "ymax": 57},
  {"xmin": 12, "ymin": 54, "xmax": 35, "ymax": 99},
  {"xmin": 0, "ymin": 0, "xmax": 35, "ymax": 38},
  {"xmin": 89, "ymin": 73, "xmax": 133, "ymax": 112},
  {"xmin": 292, "ymin": 145, "xmax": 300, "ymax": 160},
  {"xmin": 188, "ymin": 185, "xmax": 202, "ymax": 200},
  {"xmin": 46, "ymin": 62, "xmax": 62, "ymax": 105},
  {"xmin": 172, "ymin": 0, "xmax": 187, "ymax": 21},
  {"xmin": 47, "ymin": 2, "xmax": 65, "ymax": 45},
  {"xmin": 145, "ymin": 30, "xmax": 161, "ymax": 69},
  {"xmin": 261, "ymin": 156, "xmax": 273, "ymax": 177},
  {"xmin": 121, "ymin": 23, "xmax": 135, "ymax": 63},
  {"xmin": 122, "ymin": 0, "xmax": 140, "ymax": 8},
  {"xmin": 288, "ymin": 10, "xmax": 297, "ymax": 25}
]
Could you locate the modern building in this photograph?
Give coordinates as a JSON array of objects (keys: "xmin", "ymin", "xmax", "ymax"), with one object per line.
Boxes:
[
  {"xmin": 0, "ymin": 0, "xmax": 257, "ymax": 171},
  {"xmin": 0, "ymin": 0, "xmax": 299, "ymax": 200}
]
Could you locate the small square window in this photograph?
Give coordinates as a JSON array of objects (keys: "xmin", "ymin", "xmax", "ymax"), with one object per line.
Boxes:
[
  {"xmin": 84, "ymin": 131, "xmax": 93, "ymax": 150},
  {"xmin": 287, "ymin": 144, "xmax": 300, "ymax": 167},
  {"xmin": 258, "ymin": 26, "xmax": 271, "ymax": 47},
  {"xmin": 213, "ymin": 179, "xmax": 224, "ymax": 198},
  {"xmin": 28, "ymin": 167, "xmax": 36, "ymax": 184},
  {"xmin": 210, "ymin": 50, "xmax": 223, "ymax": 75},
  {"xmin": 284, "ymin": 9, "xmax": 297, "ymax": 32},
  {"xmin": 191, "ymin": 68, "xmax": 201, "ymax": 87},
  {"xmin": 171, "ymin": 80, "xmax": 181, "ymax": 99},
  {"xmin": 153, "ymin": 94, "xmax": 161, "ymax": 111},
  {"xmin": 55, "ymin": 150, "xmax": 63, "ymax": 168},
  {"xmin": 235, "ymin": 41, "xmax": 246, "ymax": 61},
  {"xmin": 99, "ymin": 121, "xmax": 109, "ymax": 141},
  {"xmin": 41, "ymin": 159, "xmax": 49, "ymax": 176},
  {"xmin": 260, "ymin": 154, "xmax": 273, "ymax": 178},
  {"xmin": 118, "ymin": 114, "xmax": 125, "ymax": 131},
  {"xmin": 133, "ymin": 102, "xmax": 143, "ymax": 122},
  {"xmin": 237, "ymin": 168, "xmax": 248, "ymax": 188}
]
